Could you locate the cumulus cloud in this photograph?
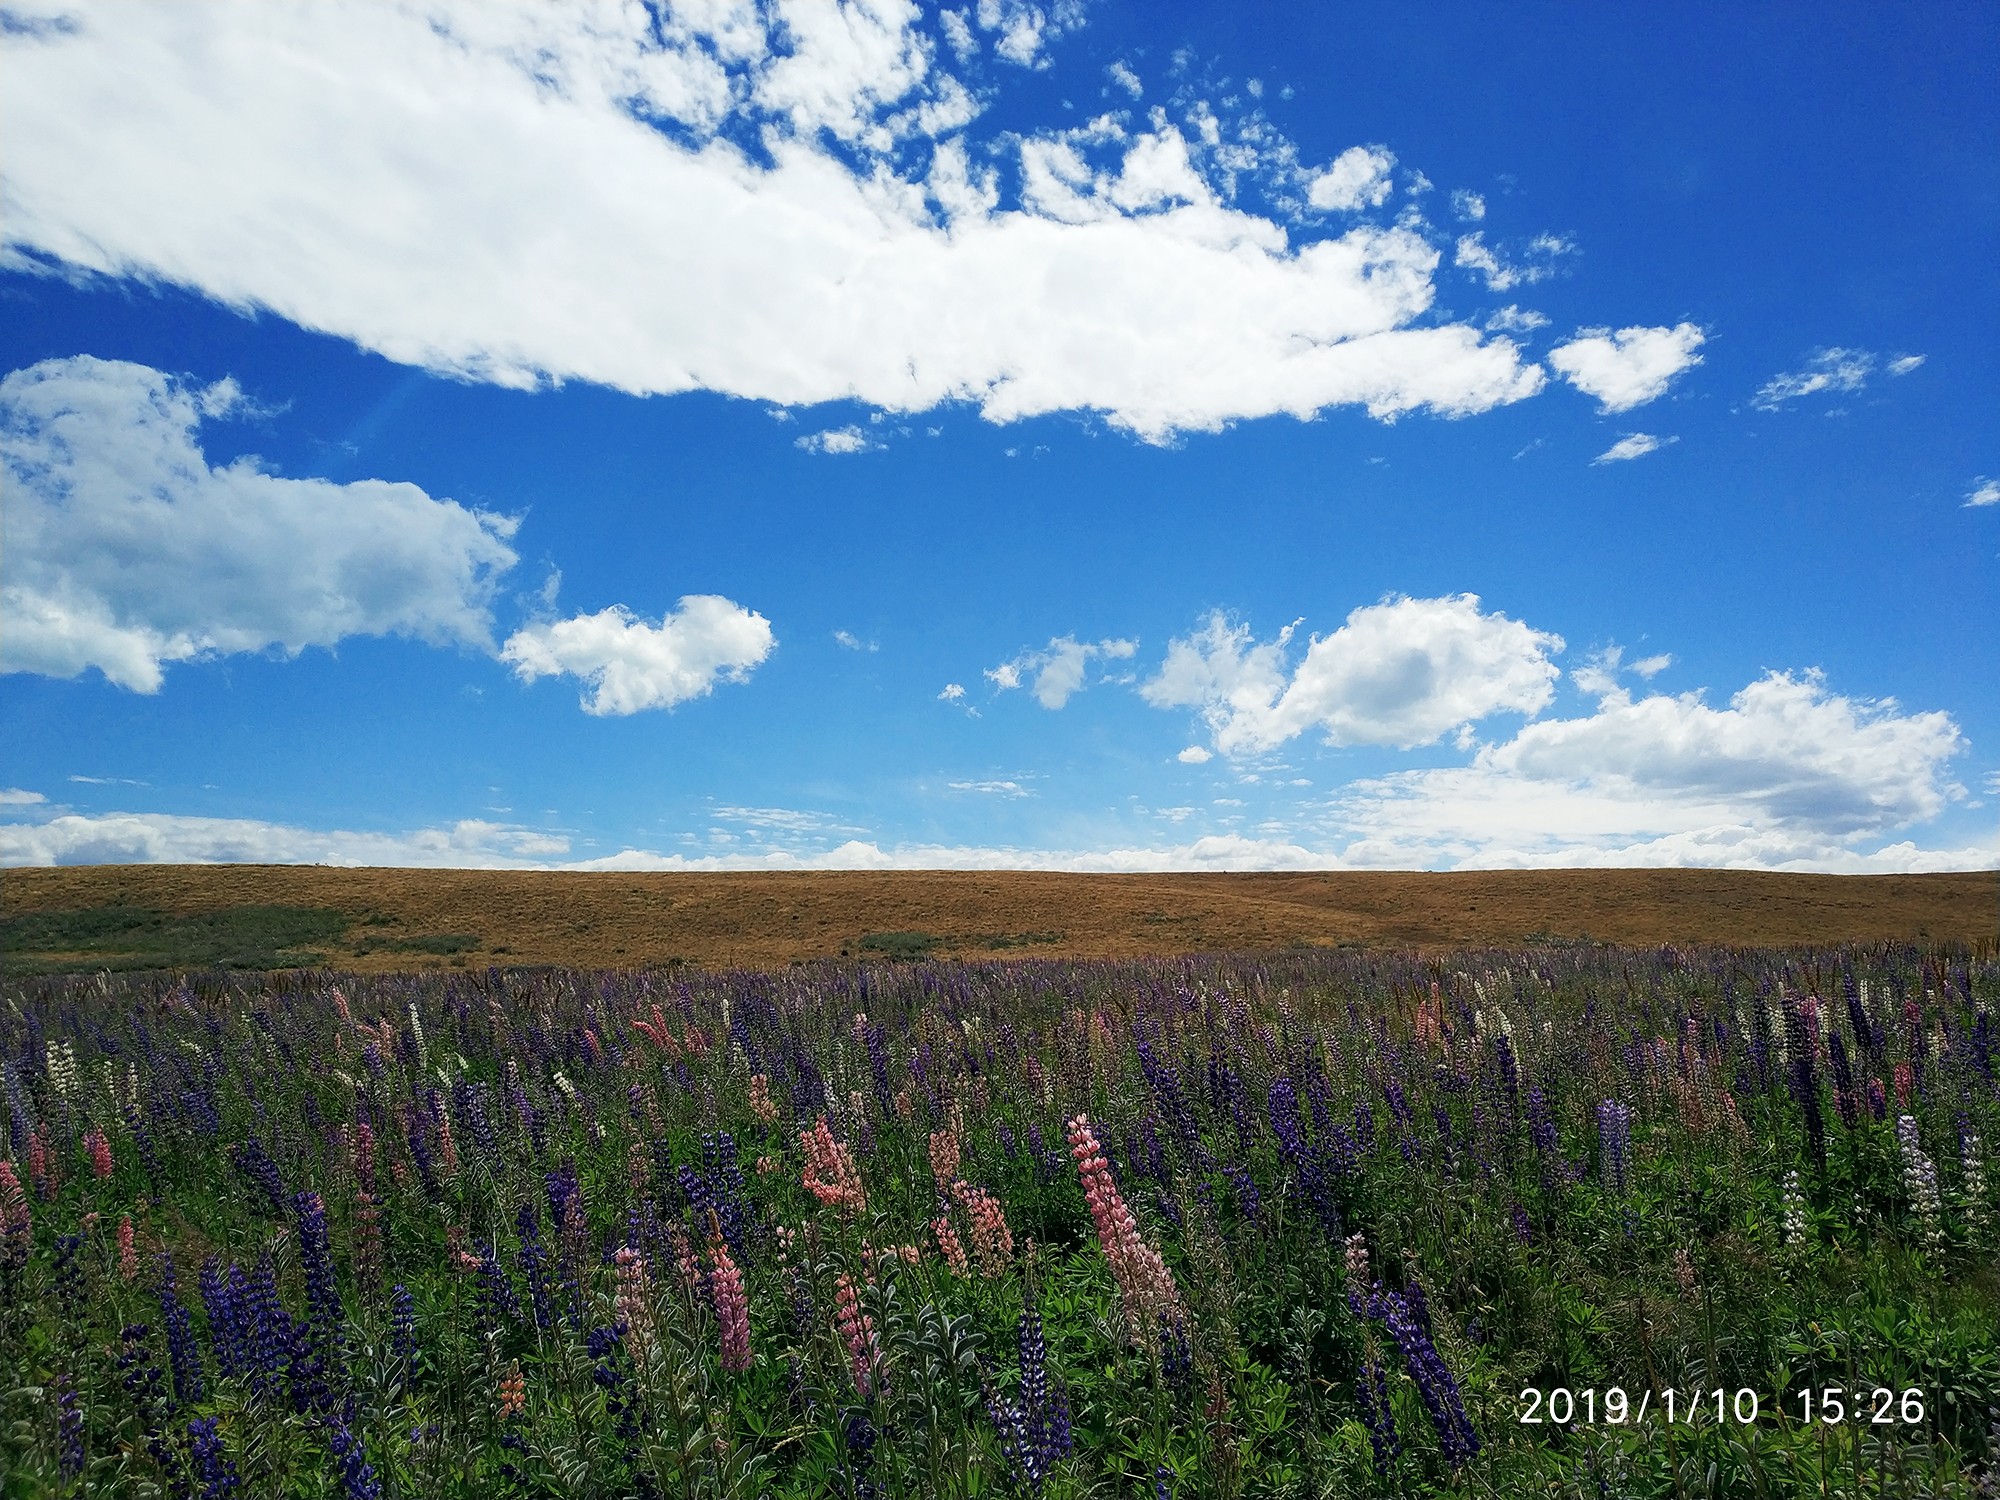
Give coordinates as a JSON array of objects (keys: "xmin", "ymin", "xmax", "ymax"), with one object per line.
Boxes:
[
  {"xmin": 500, "ymin": 597, "xmax": 775, "ymax": 716},
  {"xmin": 1450, "ymin": 189, "xmax": 1485, "ymax": 221},
  {"xmin": 1571, "ymin": 645, "xmax": 1671, "ymax": 699},
  {"xmin": 938, "ymin": 681, "xmax": 967, "ymax": 701},
  {"xmin": 1143, "ymin": 595, "xmax": 1564, "ymax": 756},
  {"xmin": 1328, "ymin": 669, "xmax": 1976, "ymax": 870},
  {"xmin": 1548, "ymin": 323, "xmax": 1705, "ymax": 412},
  {"xmin": 1176, "ymin": 745, "xmax": 1212, "ymax": 764},
  {"xmin": 1454, "ymin": 232, "xmax": 1574, "ymax": 292},
  {"xmin": 0, "ymin": 3, "xmax": 1575, "ymax": 441},
  {"xmin": 1965, "ymin": 477, "xmax": 2000, "ymax": 508},
  {"xmin": 796, "ymin": 424, "xmax": 879, "ymax": 454},
  {"xmin": 1307, "ymin": 146, "xmax": 1395, "ymax": 212},
  {"xmin": 1753, "ymin": 348, "xmax": 1876, "ymax": 409},
  {"xmin": 0, "ymin": 789, "xmax": 47, "ymax": 805},
  {"xmin": 1105, "ymin": 59, "xmax": 1142, "ymax": 98},
  {"xmin": 987, "ymin": 635, "xmax": 1136, "ymax": 708},
  {"xmin": 1593, "ymin": 432, "xmax": 1674, "ymax": 464},
  {"xmin": 0, "ymin": 355, "xmax": 518, "ymax": 692}
]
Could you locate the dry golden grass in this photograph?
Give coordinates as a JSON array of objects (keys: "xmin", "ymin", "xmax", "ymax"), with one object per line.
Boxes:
[{"xmin": 3, "ymin": 864, "xmax": 1994, "ymax": 972}]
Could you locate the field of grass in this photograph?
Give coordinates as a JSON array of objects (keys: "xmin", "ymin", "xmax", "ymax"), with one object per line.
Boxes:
[
  {"xmin": 4, "ymin": 865, "xmax": 1994, "ymax": 974},
  {"xmin": 3, "ymin": 939, "xmax": 1998, "ymax": 1497}
]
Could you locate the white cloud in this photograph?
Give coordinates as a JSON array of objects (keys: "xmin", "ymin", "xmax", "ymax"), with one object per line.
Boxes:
[
  {"xmin": 796, "ymin": 425, "xmax": 879, "ymax": 454},
  {"xmin": 1752, "ymin": 347, "xmax": 1873, "ymax": 409},
  {"xmin": 974, "ymin": 0, "xmax": 1081, "ymax": 69},
  {"xmin": 1548, "ymin": 323, "xmax": 1705, "ymax": 412},
  {"xmin": 987, "ymin": 635, "xmax": 1136, "ymax": 708},
  {"xmin": 1449, "ymin": 189, "xmax": 1485, "ymax": 221},
  {"xmin": 1963, "ymin": 476, "xmax": 1999, "ymax": 508},
  {"xmin": 1485, "ymin": 305, "xmax": 1548, "ymax": 334},
  {"xmin": 0, "ymin": 5, "xmax": 1573, "ymax": 440},
  {"xmin": 1143, "ymin": 595, "xmax": 1564, "ymax": 756},
  {"xmin": 1105, "ymin": 59, "xmax": 1141, "ymax": 98},
  {"xmin": 1328, "ymin": 669, "xmax": 1979, "ymax": 871},
  {"xmin": 938, "ymin": 681, "xmax": 967, "ymax": 701},
  {"xmin": 0, "ymin": 789, "xmax": 46, "ymax": 806},
  {"xmin": 1453, "ymin": 232, "xmax": 1574, "ymax": 292},
  {"xmin": 0, "ymin": 355, "xmax": 518, "ymax": 692},
  {"xmin": 938, "ymin": 8, "xmax": 977, "ymax": 62},
  {"xmin": 500, "ymin": 597, "xmax": 774, "ymax": 716},
  {"xmin": 0, "ymin": 809, "xmax": 577, "ymax": 869},
  {"xmin": 1307, "ymin": 146, "xmax": 1395, "ymax": 211},
  {"xmin": 1176, "ymin": 745, "xmax": 1212, "ymax": 764},
  {"xmin": 833, "ymin": 629, "xmax": 878, "ymax": 650},
  {"xmin": 1887, "ymin": 354, "xmax": 1926, "ymax": 376},
  {"xmin": 1593, "ymin": 432, "xmax": 1675, "ymax": 464},
  {"xmin": 1571, "ymin": 645, "xmax": 1671, "ymax": 699},
  {"xmin": 948, "ymin": 779, "xmax": 1031, "ymax": 796}
]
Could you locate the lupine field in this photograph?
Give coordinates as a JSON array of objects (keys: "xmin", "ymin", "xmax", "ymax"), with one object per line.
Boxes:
[{"xmin": 2, "ymin": 943, "xmax": 1998, "ymax": 1498}]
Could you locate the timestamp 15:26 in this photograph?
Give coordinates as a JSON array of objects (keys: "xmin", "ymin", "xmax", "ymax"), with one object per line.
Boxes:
[{"xmin": 1518, "ymin": 1387, "xmax": 1925, "ymax": 1427}]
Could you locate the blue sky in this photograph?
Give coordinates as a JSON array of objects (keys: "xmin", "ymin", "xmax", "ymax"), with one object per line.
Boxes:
[{"xmin": 2, "ymin": 1, "xmax": 1996, "ymax": 871}]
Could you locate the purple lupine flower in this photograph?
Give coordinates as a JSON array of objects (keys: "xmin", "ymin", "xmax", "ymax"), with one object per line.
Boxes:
[
  {"xmin": 158, "ymin": 1254, "xmax": 205, "ymax": 1408},
  {"xmin": 516, "ymin": 1202, "xmax": 555, "ymax": 1333},
  {"xmin": 188, "ymin": 1415, "xmax": 240, "ymax": 1498},
  {"xmin": 1222, "ymin": 1163, "xmax": 1260, "ymax": 1227},
  {"xmin": 328, "ymin": 1409, "xmax": 384, "ymax": 1500},
  {"xmin": 1159, "ymin": 1314, "xmax": 1196, "ymax": 1408},
  {"xmin": 231, "ymin": 1137, "xmax": 287, "ymax": 1218},
  {"xmin": 1372, "ymin": 1287, "xmax": 1479, "ymax": 1465},
  {"xmin": 200, "ymin": 1257, "xmax": 244, "ymax": 1381},
  {"xmin": 474, "ymin": 1244, "xmax": 521, "ymax": 1332},
  {"xmin": 389, "ymin": 1283, "xmax": 416, "ymax": 1373},
  {"xmin": 1595, "ymin": 1101, "xmax": 1633, "ymax": 1194},
  {"xmin": 56, "ymin": 1373, "xmax": 84, "ymax": 1480},
  {"xmin": 294, "ymin": 1192, "xmax": 345, "ymax": 1371},
  {"xmin": 1867, "ymin": 1077, "xmax": 1888, "ymax": 1122},
  {"xmin": 241, "ymin": 1258, "xmax": 293, "ymax": 1400},
  {"xmin": 1355, "ymin": 1356, "xmax": 1400, "ymax": 1472},
  {"xmin": 1785, "ymin": 999, "xmax": 1827, "ymax": 1175},
  {"xmin": 843, "ymin": 1407, "xmax": 879, "ymax": 1499},
  {"xmin": 1828, "ymin": 1030, "xmax": 1860, "ymax": 1129}
]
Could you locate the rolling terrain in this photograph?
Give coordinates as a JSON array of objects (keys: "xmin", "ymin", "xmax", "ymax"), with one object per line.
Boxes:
[{"xmin": 3, "ymin": 864, "xmax": 1994, "ymax": 975}]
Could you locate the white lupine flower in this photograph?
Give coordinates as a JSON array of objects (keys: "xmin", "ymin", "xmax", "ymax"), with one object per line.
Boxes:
[
  {"xmin": 1780, "ymin": 1170, "xmax": 1808, "ymax": 1247},
  {"xmin": 408, "ymin": 1005, "xmax": 429, "ymax": 1069}
]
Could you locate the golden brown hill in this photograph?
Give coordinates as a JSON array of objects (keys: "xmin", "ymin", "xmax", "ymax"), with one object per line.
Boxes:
[{"xmin": 2, "ymin": 865, "xmax": 1994, "ymax": 974}]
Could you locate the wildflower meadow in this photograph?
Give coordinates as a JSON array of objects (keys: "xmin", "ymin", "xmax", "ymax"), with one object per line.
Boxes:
[{"xmin": 2, "ymin": 943, "xmax": 1997, "ymax": 1497}]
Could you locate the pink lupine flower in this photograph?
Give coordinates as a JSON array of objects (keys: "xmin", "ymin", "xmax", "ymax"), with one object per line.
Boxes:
[
  {"xmin": 953, "ymin": 1182, "xmax": 1014, "ymax": 1277},
  {"xmin": 800, "ymin": 1116, "xmax": 867, "ymax": 1218},
  {"xmin": 615, "ymin": 1246, "xmax": 656, "ymax": 1353},
  {"xmin": 834, "ymin": 1272, "xmax": 881, "ymax": 1396},
  {"xmin": 709, "ymin": 1239, "xmax": 751, "ymax": 1373},
  {"xmin": 933, "ymin": 1216, "xmax": 969, "ymax": 1275},
  {"xmin": 755, "ymin": 1154, "xmax": 779, "ymax": 1176},
  {"xmin": 749, "ymin": 1074, "xmax": 778, "ymax": 1124},
  {"xmin": 1067, "ymin": 1114, "xmax": 1181, "ymax": 1334},
  {"xmin": 84, "ymin": 1127, "xmax": 114, "ymax": 1180},
  {"xmin": 927, "ymin": 1128, "xmax": 961, "ymax": 1186},
  {"xmin": 27, "ymin": 1127, "xmax": 55, "ymax": 1200},
  {"xmin": 118, "ymin": 1215, "xmax": 138, "ymax": 1282},
  {"xmin": 352, "ymin": 1122, "xmax": 378, "ymax": 1197},
  {"xmin": 1894, "ymin": 1061, "xmax": 1915, "ymax": 1108},
  {"xmin": 0, "ymin": 1159, "xmax": 29, "ymax": 1238}
]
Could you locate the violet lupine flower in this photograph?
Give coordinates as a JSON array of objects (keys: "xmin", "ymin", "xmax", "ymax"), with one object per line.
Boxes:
[
  {"xmin": 294, "ymin": 1192, "xmax": 345, "ymax": 1374},
  {"xmin": 1222, "ymin": 1164, "xmax": 1260, "ymax": 1227},
  {"xmin": 989, "ymin": 1303, "xmax": 1074, "ymax": 1495},
  {"xmin": 200, "ymin": 1257, "xmax": 244, "ymax": 1381},
  {"xmin": 1355, "ymin": 1356, "xmax": 1401, "ymax": 1472},
  {"xmin": 844, "ymin": 1407, "xmax": 880, "ymax": 1500},
  {"xmin": 390, "ymin": 1284, "xmax": 416, "ymax": 1373},
  {"xmin": 1867, "ymin": 1077, "xmax": 1889, "ymax": 1122},
  {"xmin": 475, "ymin": 1244, "xmax": 521, "ymax": 1333},
  {"xmin": 1829, "ymin": 1030, "xmax": 1860, "ymax": 1129},
  {"xmin": 158, "ymin": 1254, "xmax": 206, "ymax": 1408},
  {"xmin": 1372, "ymin": 1287, "xmax": 1478, "ymax": 1466},
  {"xmin": 1596, "ymin": 1101, "xmax": 1633, "ymax": 1194},
  {"xmin": 328, "ymin": 1409, "xmax": 385, "ymax": 1500},
  {"xmin": 516, "ymin": 1202, "xmax": 556, "ymax": 1333},
  {"xmin": 231, "ymin": 1137, "xmax": 287, "ymax": 1218},
  {"xmin": 56, "ymin": 1373, "xmax": 84, "ymax": 1480},
  {"xmin": 188, "ymin": 1415, "xmax": 240, "ymax": 1498},
  {"xmin": 1785, "ymin": 999, "xmax": 1827, "ymax": 1176},
  {"xmin": 241, "ymin": 1258, "xmax": 293, "ymax": 1401}
]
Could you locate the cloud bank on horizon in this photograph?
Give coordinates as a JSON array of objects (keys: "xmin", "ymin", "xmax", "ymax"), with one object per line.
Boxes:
[{"xmin": 0, "ymin": 2, "xmax": 1993, "ymax": 876}]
